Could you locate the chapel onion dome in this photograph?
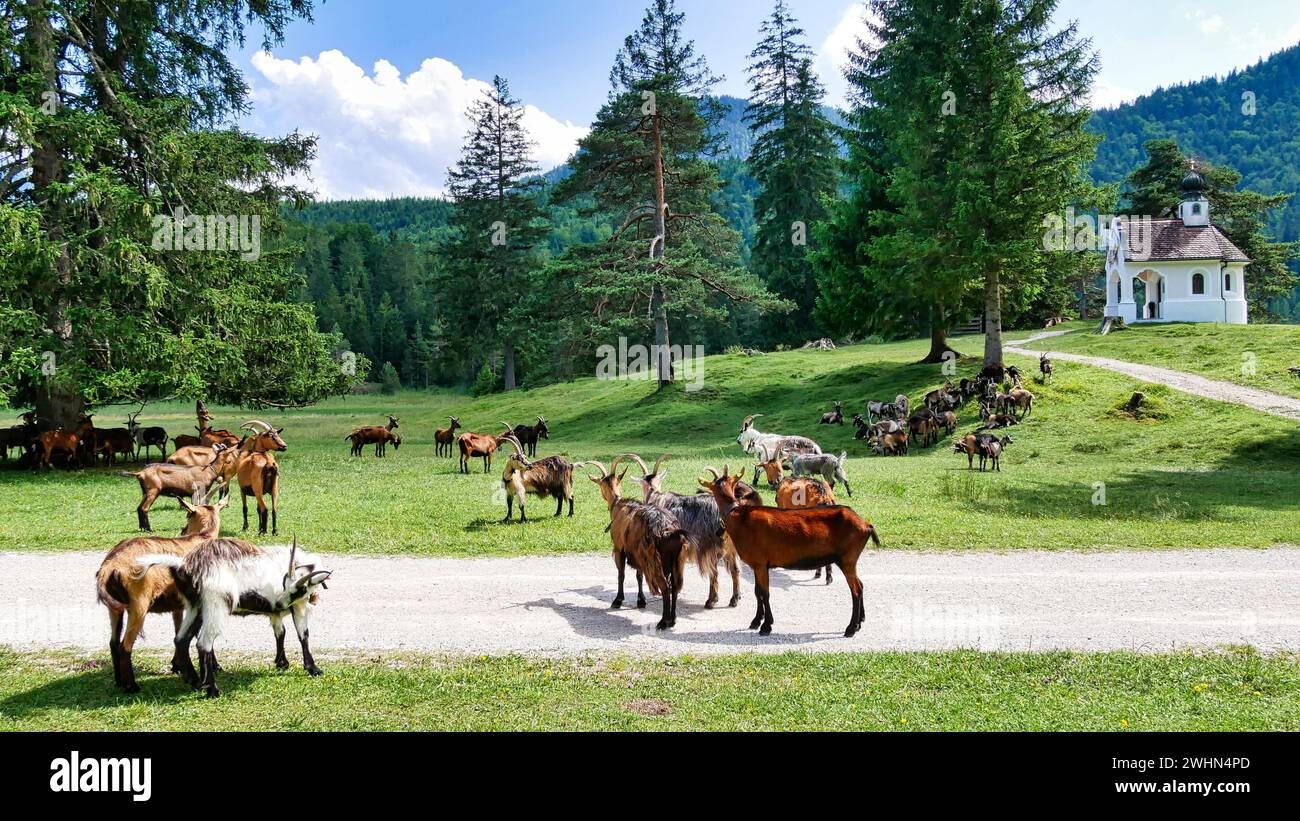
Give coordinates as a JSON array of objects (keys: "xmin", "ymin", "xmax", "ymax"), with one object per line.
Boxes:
[{"xmin": 1181, "ymin": 167, "xmax": 1207, "ymax": 199}]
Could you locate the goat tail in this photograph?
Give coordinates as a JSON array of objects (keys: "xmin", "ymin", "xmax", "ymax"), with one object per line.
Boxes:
[
  {"xmin": 116, "ymin": 470, "xmax": 141, "ymax": 478},
  {"xmin": 130, "ymin": 554, "xmax": 183, "ymax": 581},
  {"xmin": 865, "ymin": 523, "xmax": 882, "ymax": 548},
  {"xmin": 839, "ymin": 450, "xmax": 847, "ymax": 464},
  {"xmin": 95, "ymin": 566, "xmax": 128, "ymax": 612}
]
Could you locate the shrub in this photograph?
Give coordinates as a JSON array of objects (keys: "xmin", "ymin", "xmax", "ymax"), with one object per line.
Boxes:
[
  {"xmin": 378, "ymin": 362, "xmax": 401, "ymax": 395},
  {"xmin": 471, "ymin": 363, "xmax": 497, "ymax": 397}
]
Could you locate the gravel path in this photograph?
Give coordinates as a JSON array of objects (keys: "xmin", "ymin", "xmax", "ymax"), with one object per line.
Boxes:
[
  {"xmin": 3, "ymin": 549, "xmax": 1297, "ymax": 656},
  {"xmin": 1007, "ymin": 330, "xmax": 1300, "ymax": 421}
]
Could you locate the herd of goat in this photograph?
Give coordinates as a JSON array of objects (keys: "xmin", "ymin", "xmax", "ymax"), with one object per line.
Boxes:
[{"xmin": 7, "ymin": 354, "xmax": 1055, "ymax": 696}]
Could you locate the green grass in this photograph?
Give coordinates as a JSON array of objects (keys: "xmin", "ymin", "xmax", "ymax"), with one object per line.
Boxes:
[
  {"xmin": 1022, "ymin": 321, "xmax": 1300, "ymax": 400},
  {"xmin": 3, "ymin": 330, "xmax": 1299, "ymax": 554},
  {"xmin": 1, "ymin": 647, "xmax": 1294, "ymax": 731}
]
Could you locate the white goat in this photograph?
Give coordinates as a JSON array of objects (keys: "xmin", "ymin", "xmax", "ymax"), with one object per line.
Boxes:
[
  {"xmin": 736, "ymin": 414, "xmax": 821, "ymax": 484},
  {"xmin": 134, "ymin": 536, "xmax": 331, "ymax": 697}
]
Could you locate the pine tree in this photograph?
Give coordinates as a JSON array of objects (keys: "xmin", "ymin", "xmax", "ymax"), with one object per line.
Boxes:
[
  {"xmin": 557, "ymin": 0, "xmax": 787, "ymax": 385},
  {"xmin": 745, "ymin": 1, "xmax": 839, "ymax": 346},
  {"xmin": 442, "ymin": 75, "xmax": 547, "ymax": 391},
  {"xmin": 1124, "ymin": 139, "xmax": 1299, "ymax": 317}
]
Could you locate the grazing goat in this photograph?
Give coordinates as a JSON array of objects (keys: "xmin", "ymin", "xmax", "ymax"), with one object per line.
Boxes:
[
  {"xmin": 235, "ymin": 420, "xmax": 287, "ymax": 535},
  {"xmin": 790, "ymin": 450, "xmax": 852, "ymax": 497},
  {"xmin": 128, "ymin": 413, "xmax": 168, "ymax": 461},
  {"xmin": 434, "ymin": 416, "xmax": 462, "ymax": 457},
  {"xmin": 866, "ymin": 394, "xmax": 908, "ymax": 424},
  {"xmin": 953, "ymin": 433, "xmax": 1013, "ymax": 471},
  {"xmin": 737, "ymin": 414, "xmax": 821, "ymax": 485},
  {"xmin": 626, "ymin": 455, "xmax": 756, "ymax": 609},
  {"xmin": 868, "ymin": 429, "xmax": 909, "ymax": 456},
  {"xmin": 458, "ymin": 424, "xmax": 514, "ymax": 474},
  {"xmin": 96, "ymin": 497, "xmax": 227, "ymax": 692},
  {"xmin": 907, "ymin": 411, "xmax": 939, "ymax": 448},
  {"xmin": 499, "ymin": 436, "xmax": 588, "ymax": 522},
  {"xmin": 1040, "ymin": 353, "xmax": 1054, "ymax": 381},
  {"xmin": 1006, "ymin": 386, "xmax": 1034, "ymax": 418},
  {"xmin": 699, "ymin": 469, "xmax": 881, "ymax": 637},
  {"xmin": 510, "ymin": 416, "xmax": 551, "ymax": 457},
  {"xmin": 346, "ymin": 415, "xmax": 401, "ymax": 457},
  {"xmin": 135, "ymin": 537, "xmax": 331, "ymax": 697},
  {"xmin": 819, "ymin": 401, "xmax": 844, "ymax": 425},
  {"xmin": 587, "ymin": 458, "xmax": 689, "ymax": 630},
  {"xmin": 122, "ymin": 445, "xmax": 239, "ymax": 531}
]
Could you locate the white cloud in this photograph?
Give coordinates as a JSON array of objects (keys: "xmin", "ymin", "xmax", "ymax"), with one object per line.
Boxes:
[
  {"xmin": 247, "ymin": 50, "xmax": 587, "ymax": 199},
  {"xmin": 1187, "ymin": 10, "xmax": 1226, "ymax": 35},
  {"xmin": 1090, "ymin": 77, "xmax": 1139, "ymax": 110},
  {"xmin": 817, "ymin": 3, "xmax": 877, "ymax": 109}
]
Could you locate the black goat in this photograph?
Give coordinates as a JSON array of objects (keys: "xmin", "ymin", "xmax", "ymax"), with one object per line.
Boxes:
[{"xmin": 510, "ymin": 416, "xmax": 550, "ymax": 457}]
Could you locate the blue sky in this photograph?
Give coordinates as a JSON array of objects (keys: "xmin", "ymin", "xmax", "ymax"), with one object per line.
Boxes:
[{"xmin": 231, "ymin": 1, "xmax": 1300, "ymax": 198}]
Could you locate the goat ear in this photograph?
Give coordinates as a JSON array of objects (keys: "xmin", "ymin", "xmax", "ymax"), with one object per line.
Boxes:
[
  {"xmin": 698, "ymin": 479, "xmax": 713, "ymax": 491},
  {"xmin": 180, "ymin": 499, "xmax": 197, "ymax": 513}
]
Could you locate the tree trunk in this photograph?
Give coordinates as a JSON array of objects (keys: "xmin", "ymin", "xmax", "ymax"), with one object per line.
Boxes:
[
  {"xmin": 983, "ymin": 267, "xmax": 1004, "ymax": 368},
  {"xmin": 651, "ymin": 112, "xmax": 673, "ymax": 388},
  {"xmin": 1078, "ymin": 274, "xmax": 1089, "ymax": 320},
  {"xmin": 919, "ymin": 303, "xmax": 960, "ymax": 364},
  {"xmin": 25, "ymin": 2, "xmax": 78, "ymax": 426},
  {"xmin": 502, "ymin": 338, "xmax": 517, "ymax": 392}
]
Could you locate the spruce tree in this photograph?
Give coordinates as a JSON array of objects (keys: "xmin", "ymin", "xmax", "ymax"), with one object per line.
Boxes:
[
  {"xmin": 442, "ymin": 75, "xmax": 547, "ymax": 391},
  {"xmin": 745, "ymin": 1, "xmax": 839, "ymax": 345}
]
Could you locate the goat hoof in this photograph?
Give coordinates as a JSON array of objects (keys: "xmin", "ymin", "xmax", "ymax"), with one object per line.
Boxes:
[
  {"xmin": 121, "ymin": 682, "xmax": 140, "ymax": 694},
  {"xmin": 306, "ymin": 665, "xmax": 323, "ymax": 677},
  {"xmin": 728, "ymin": 596, "xmax": 739, "ymax": 608},
  {"xmin": 704, "ymin": 599, "xmax": 716, "ymax": 610},
  {"xmin": 636, "ymin": 598, "xmax": 647, "ymax": 609},
  {"xmin": 656, "ymin": 620, "xmax": 669, "ymax": 631},
  {"xmin": 275, "ymin": 658, "xmax": 290, "ymax": 670},
  {"xmin": 748, "ymin": 619, "xmax": 762, "ymax": 630},
  {"xmin": 758, "ymin": 624, "xmax": 772, "ymax": 636},
  {"xmin": 204, "ymin": 685, "xmax": 220, "ymax": 698},
  {"xmin": 843, "ymin": 626, "xmax": 859, "ymax": 638},
  {"xmin": 611, "ymin": 599, "xmax": 623, "ymax": 609}
]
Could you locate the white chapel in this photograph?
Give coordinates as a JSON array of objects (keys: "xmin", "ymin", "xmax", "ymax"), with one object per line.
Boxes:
[{"xmin": 1104, "ymin": 167, "xmax": 1250, "ymax": 324}]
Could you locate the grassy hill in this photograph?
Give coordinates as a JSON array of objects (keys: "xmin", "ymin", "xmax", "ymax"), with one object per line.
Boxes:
[
  {"xmin": 3, "ymin": 329, "xmax": 1299, "ymax": 555},
  {"xmin": 1023, "ymin": 322, "xmax": 1300, "ymax": 400}
]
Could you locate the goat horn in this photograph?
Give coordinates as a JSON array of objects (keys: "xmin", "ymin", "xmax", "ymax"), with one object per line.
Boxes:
[
  {"xmin": 703, "ymin": 466, "xmax": 721, "ymax": 480},
  {"xmin": 741, "ymin": 413, "xmax": 762, "ymax": 429},
  {"xmin": 287, "ymin": 535, "xmax": 298, "ymax": 578},
  {"xmin": 500, "ymin": 421, "xmax": 514, "ymax": 432},
  {"xmin": 650, "ymin": 454, "xmax": 668, "ymax": 475},
  {"xmin": 621, "ymin": 453, "xmax": 650, "ymax": 475},
  {"xmin": 610, "ymin": 454, "xmax": 635, "ymax": 474},
  {"xmin": 502, "ymin": 436, "xmax": 525, "ymax": 457},
  {"xmin": 241, "ymin": 419, "xmax": 271, "ymax": 432},
  {"xmin": 584, "ymin": 461, "xmax": 608, "ymax": 479}
]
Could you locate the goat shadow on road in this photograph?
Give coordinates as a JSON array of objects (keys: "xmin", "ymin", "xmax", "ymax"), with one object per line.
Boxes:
[
  {"xmin": 0, "ymin": 661, "xmax": 272, "ymax": 720},
  {"xmin": 521, "ymin": 583, "xmax": 851, "ymax": 648}
]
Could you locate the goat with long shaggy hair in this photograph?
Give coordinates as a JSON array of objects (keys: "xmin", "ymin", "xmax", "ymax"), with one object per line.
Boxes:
[
  {"xmin": 96, "ymin": 496, "xmax": 228, "ymax": 691},
  {"xmin": 499, "ymin": 435, "xmax": 591, "ymax": 522},
  {"xmin": 586, "ymin": 457, "xmax": 689, "ymax": 630},
  {"xmin": 134, "ymin": 536, "xmax": 331, "ymax": 698},
  {"xmin": 623, "ymin": 454, "xmax": 760, "ymax": 609}
]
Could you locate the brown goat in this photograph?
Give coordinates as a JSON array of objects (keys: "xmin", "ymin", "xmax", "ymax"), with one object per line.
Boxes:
[
  {"xmin": 122, "ymin": 445, "xmax": 239, "ymax": 531},
  {"xmin": 95, "ymin": 497, "xmax": 227, "ymax": 691},
  {"xmin": 234, "ymin": 420, "xmax": 286, "ymax": 534},
  {"xmin": 35, "ymin": 429, "xmax": 81, "ymax": 470},
  {"xmin": 458, "ymin": 423, "xmax": 513, "ymax": 474},
  {"xmin": 755, "ymin": 454, "xmax": 838, "ymax": 583},
  {"xmin": 587, "ymin": 457, "xmax": 689, "ymax": 629},
  {"xmin": 434, "ymin": 416, "xmax": 462, "ymax": 457},
  {"xmin": 345, "ymin": 415, "xmax": 400, "ymax": 457},
  {"xmin": 700, "ymin": 468, "xmax": 881, "ymax": 637}
]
